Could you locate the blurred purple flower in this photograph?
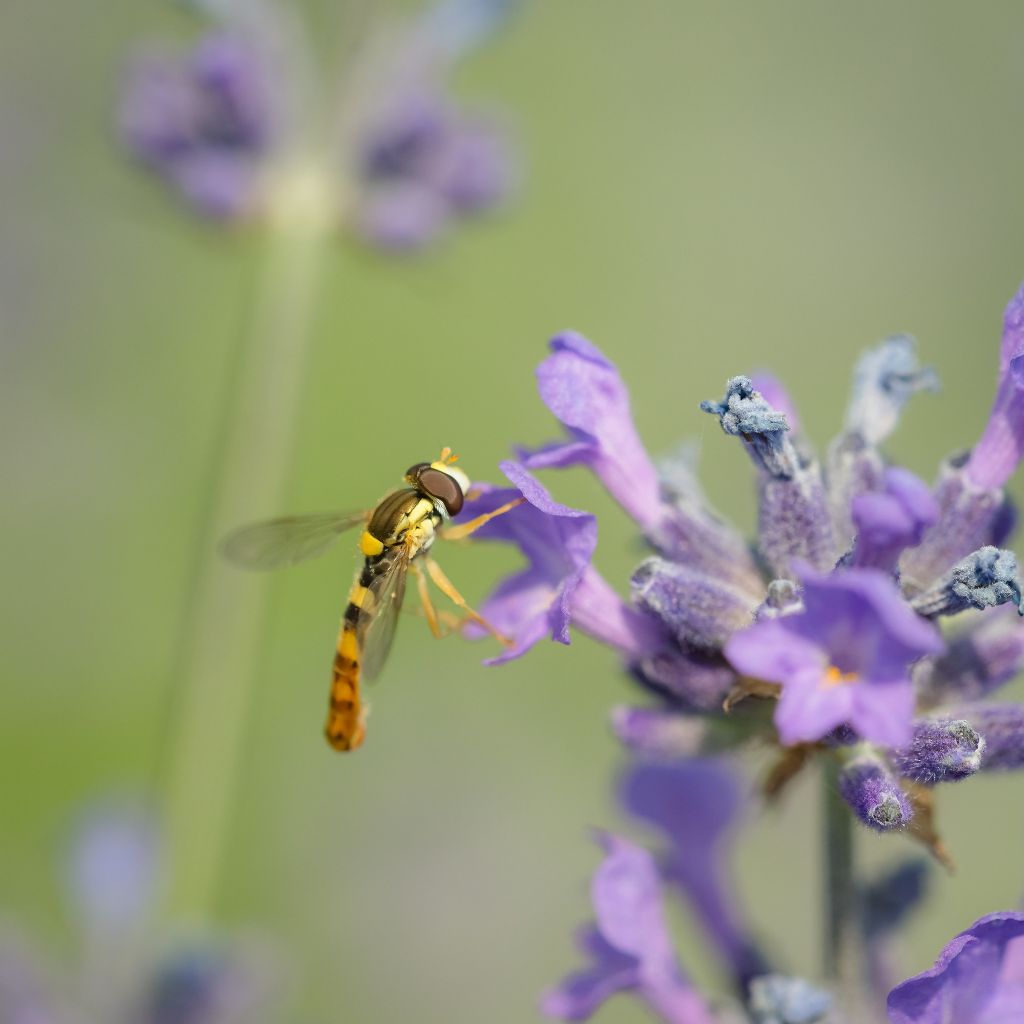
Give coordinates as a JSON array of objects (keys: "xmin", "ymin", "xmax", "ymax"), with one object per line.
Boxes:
[
  {"xmin": 0, "ymin": 803, "xmax": 280, "ymax": 1024},
  {"xmin": 887, "ymin": 912, "xmax": 1024, "ymax": 1023},
  {"xmin": 965, "ymin": 284, "xmax": 1024, "ymax": 490},
  {"xmin": 725, "ymin": 568, "xmax": 943, "ymax": 747},
  {"xmin": 354, "ymin": 88, "xmax": 514, "ymax": 250},
  {"xmin": 620, "ymin": 759, "xmax": 767, "ymax": 988},
  {"xmin": 119, "ymin": 32, "xmax": 274, "ymax": 221},
  {"xmin": 540, "ymin": 833, "xmax": 715, "ymax": 1024}
]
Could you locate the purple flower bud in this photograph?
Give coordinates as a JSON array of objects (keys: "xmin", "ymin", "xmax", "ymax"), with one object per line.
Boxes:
[
  {"xmin": 354, "ymin": 182, "xmax": 448, "ymax": 251},
  {"xmin": 838, "ymin": 752, "xmax": 913, "ymax": 831},
  {"xmin": 702, "ymin": 376, "xmax": 835, "ymax": 575},
  {"xmin": 630, "ymin": 557, "xmax": 756, "ymax": 651},
  {"xmin": 964, "ymin": 281, "xmax": 1024, "ymax": 490},
  {"xmin": 891, "ymin": 719, "xmax": 984, "ymax": 784},
  {"xmin": 849, "ymin": 467, "xmax": 938, "ymax": 572},
  {"xmin": 610, "ymin": 706, "xmax": 707, "ymax": 758},
  {"xmin": 747, "ymin": 974, "xmax": 833, "ymax": 1024},
  {"xmin": 910, "ymin": 546, "xmax": 1024, "ymax": 618},
  {"xmin": 955, "ymin": 703, "xmax": 1024, "ymax": 771},
  {"xmin": 916, "ymin": 606, "xmax": 1024, "ymax": 703},
  {"xmin": 701, "ymin": 375, "xmax": 793, "ymax": 478}
]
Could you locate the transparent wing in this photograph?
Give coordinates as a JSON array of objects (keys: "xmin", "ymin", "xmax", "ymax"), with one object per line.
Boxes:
[
  {"xmin": 220, "ymin": 510, "xmax": 369, "ymax": 571},
  {"xmin": 361, "ymin": 549, "xmax": 410, "ymax": 683}
]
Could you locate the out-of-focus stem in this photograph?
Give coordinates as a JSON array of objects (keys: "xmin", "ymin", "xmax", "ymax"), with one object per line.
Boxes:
[
  {"xmin": 160, "ymin": 165, "xmax": 332, "ymax": 916},
  {"xmin": 822, "ymin": 757, "xmax": 865, "ymax": 1019}
]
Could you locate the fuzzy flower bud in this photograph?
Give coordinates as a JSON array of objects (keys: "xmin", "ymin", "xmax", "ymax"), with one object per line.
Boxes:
[
  {"xmin": 910, "ymin": 545, "xmax": 1024, "ymax": 618},
  {"xmin": 702, "ymin": 376, "xmax": 835, "ymax": 575},
  {"xmin": 891, "ymin": 719, "xmax": 985, "ymax": 784},
  {"xmin": 838, "ymin": 752, "xmax": 913, "ymax": 831},
  {"xmin": 631, "ymin": 557, "xmax": 756, "ymax": 651}
]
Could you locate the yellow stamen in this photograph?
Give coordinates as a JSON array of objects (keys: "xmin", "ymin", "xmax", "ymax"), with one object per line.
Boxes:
[{"xmin": 822, "ymin": 665, "xmax": 859, "ymax": 688}]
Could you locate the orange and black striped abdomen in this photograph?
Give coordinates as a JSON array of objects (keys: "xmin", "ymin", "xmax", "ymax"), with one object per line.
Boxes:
[{"xmin": 325, "ymin": 552, "xmax": 399, "ymax": 751}]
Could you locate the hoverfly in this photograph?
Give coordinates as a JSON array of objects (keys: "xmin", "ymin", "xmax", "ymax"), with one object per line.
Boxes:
[{"xmin": 221, "ymin": 449, "xmax": 522, "ymax": 752}]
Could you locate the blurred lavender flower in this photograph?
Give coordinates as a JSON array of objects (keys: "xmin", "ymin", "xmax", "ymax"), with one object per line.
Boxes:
[
  {"xmin": 118, "ymin": 0, "xmax": 518, "ymax": 248},
  {"xmin": 541, "ymin": 833, "xmax": 716, "ymax": 1024},
  {"xmin": 1, "ymin": 803, "xmax": 280, "ymax": 1024},
  {"xmin": 120, "ymin": 31, "xmax": 276, "ymax": 220},
  {"xmin": 887, "ymin": 912, "xmax": 1024, "ymax": 1023}
]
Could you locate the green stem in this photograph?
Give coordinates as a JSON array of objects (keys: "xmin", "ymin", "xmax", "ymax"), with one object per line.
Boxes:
[
  {"xmin": 159, "ymin": 190, "xmax": 330, "ymax": 916},
  {"xmin": 822, "ymin": 757, "xmax": 864, "ymax": 1017}
]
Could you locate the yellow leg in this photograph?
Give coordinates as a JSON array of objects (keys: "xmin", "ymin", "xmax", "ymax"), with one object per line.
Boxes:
[
  {"xmin": 423, "ymin": 555, "xmax": 513, "ymax": 647},
  {"xmin": 410, "ymin": 562, "xmax": 444, "ymax": 640},
  {"xmin": 442, "ymin": 497, "xmax": 525, "ymax": 541}
]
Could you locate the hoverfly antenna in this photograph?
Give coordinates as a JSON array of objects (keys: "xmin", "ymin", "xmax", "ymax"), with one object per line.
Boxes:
[{"xmin": 438, "ymin": 446, "xmax": 459, "ymax": 464}]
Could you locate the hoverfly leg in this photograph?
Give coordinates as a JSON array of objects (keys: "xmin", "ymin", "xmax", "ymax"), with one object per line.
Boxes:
[
  {"xmin": 422, "ymin": 555, "xmax": 514, "ymax": 647},
  {"xmin": 441, "ymin": 497, "xmax": 526, "ymax": 542},
  {"xmin": 410, "ymin": 561, "xmax": 445, "ymax": 639}
]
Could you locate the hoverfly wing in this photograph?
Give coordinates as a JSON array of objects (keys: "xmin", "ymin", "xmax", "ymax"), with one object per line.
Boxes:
[
  {"xmin": 360, "ymin": 548, "xmax": 410, "ymax": 682},
  {"xmin": 220, "ymin": 511, "xmax": 369, "ymax": 571}
]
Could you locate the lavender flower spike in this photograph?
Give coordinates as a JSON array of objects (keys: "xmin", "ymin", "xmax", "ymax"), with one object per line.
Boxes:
[
  {"xmin": 702, "ymin": 376, "xmax": 835, "ymax": 575},
  {"xmin": 465, "ymin": 461, "xmax": 670, "ymax": 663},
  {"xmin": 540, "ymin": 833, "xmax": 715, "ymax": 1024},
  {"xmin": 839, "ymin": 750, "xmax": 913, "ymax": 831},
  {"xmin": 747, "ymin": 975, "xmax": 833, "ymax": 1024},
  {"xmin": 965, "ymin": 281, "xmax": 1024, "ymax": 489},
  {"xmin": 891, "ymin": 719, "xmax": 985, "ymax": 784},
  {"xmin": 910, "ymin": 546, "xmax": 1024, "ymax": 618},
  {"xmin": 725, "ymin": 567, "xmax": 943, "ymax": 748},
  {"xmin": 887, "ymin": 912, "xmax": 1024, "ymax": 1023}
]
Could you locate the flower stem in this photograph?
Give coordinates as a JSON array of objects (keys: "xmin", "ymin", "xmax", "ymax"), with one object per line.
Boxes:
[
  {"xmin": 822, "ymin": 756, "xmax": 864, "ymax": 1016},
  {"xmin": 158, "ymin": 183, "xmax": 330, "ymax": 916}
]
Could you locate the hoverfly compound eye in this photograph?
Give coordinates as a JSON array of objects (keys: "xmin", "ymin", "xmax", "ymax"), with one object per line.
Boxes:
[
  {"xmin": 416, "ymin": 467, "xmax": 465, "ymax": 517},
  {"xmin": 404, "ymin": 462, "xmax": 431, "ymax": 484}
]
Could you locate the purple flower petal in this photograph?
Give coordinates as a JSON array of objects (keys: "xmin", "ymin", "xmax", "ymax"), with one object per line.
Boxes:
[
  {"xmin": 726, "ymin": 568, "xmax": 941, "ymax": 746},
  {"xmin": 542, "ymin": 833, "xmax": 713, "ymax": 1024},
  {"xmin": 527, "ymin": 333, "xmax": 666, "ymax": 533},
  {"xmin": 887, "ymin": 912, "xmax": 1024, "ymax": 1023},
  {"xmin": 355, "ymin": 183, "xmax": 449, "ymax": 250},
  {"xmin": 850, "ymin": 467, "xmax": 938, "ymax": 572},
  {"xmin": 966, "ymin": 282, "xmax": 1024, "ymax": 489},
  {"xmin": 620, "ymin": 760, "xmax": 766, "ymax": 987}
]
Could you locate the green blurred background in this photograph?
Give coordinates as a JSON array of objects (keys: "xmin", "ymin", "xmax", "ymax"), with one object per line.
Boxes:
[{"xmin": 5, "ymin": 1, "xmax": 1024, "ymax": 1020}]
